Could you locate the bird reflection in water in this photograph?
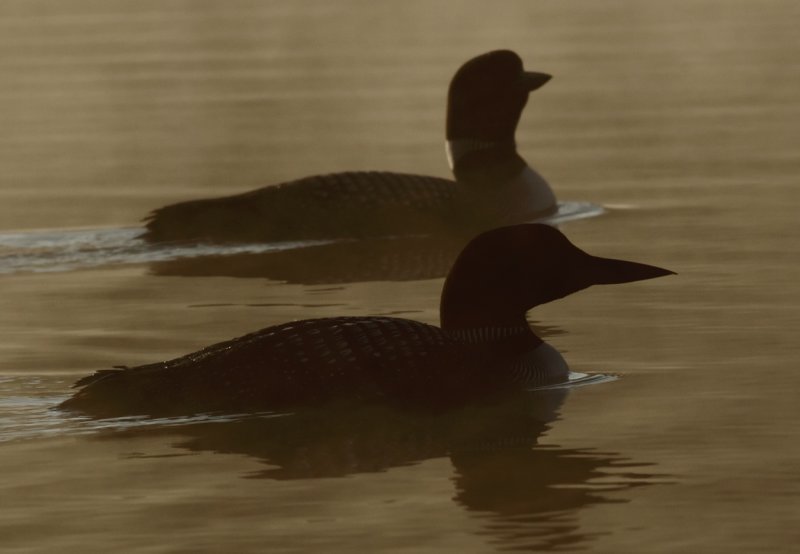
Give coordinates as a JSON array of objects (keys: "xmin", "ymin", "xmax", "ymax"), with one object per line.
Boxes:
[
  {"xmin": 106, "ymin": 386, "xmax": 666, "ymax": 551},
  {"xmin": 149, "ymin": 235, "xmax": 464, "ymax": 284},
  {"xmin": 147, "ymin": 205, "xmax": 602, "ymax": 285}
]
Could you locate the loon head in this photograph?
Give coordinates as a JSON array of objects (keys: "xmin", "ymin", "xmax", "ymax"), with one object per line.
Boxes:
[
  {"xmin": 440, "ymin": 224, "xmax": 675, "ymax": 330},
  {"xmin": 446, "ymin": 50, "xmax": 551, "ymax": 144},
  {"xmin": 445, "ymin": 50, "xmax": 552, "ymax": 190}
]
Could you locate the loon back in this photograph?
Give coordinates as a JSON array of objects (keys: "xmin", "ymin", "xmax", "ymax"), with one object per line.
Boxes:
[
  {"xmin": 143, "ymin": 171, "xmax": 465, "ymax": 243},
  {"xmin": 59, "ymin": 316, "xmax": 556, "ymax": 418}
]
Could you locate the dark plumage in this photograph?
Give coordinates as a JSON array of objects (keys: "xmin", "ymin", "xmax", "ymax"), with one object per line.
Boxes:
[
  {"xmin": 60, "ymin": 224, "xmax": 674, "ymax": 418},
  {"xmin": 142, "ymin": 50, "xmax": 557, "ymax": 244},
  {"xmin": 144, "ymin": 172, "xmax": 462, "ymax": 242}
]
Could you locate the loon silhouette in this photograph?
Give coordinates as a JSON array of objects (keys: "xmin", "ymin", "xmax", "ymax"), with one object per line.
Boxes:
[
  {"xmin": 60, "ymin": 224, "xmax": 673, "ymax": 417},
  {"xmin": 142, "ymin": 50, "xmax": 558, "ymax": 243}
]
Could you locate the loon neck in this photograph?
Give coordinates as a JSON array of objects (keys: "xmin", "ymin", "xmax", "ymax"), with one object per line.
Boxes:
[
  {"xmin": 445, "ymin": 323, "xmax": 563, "ymax": 385},
  {"xmin": 447, "ymin": 138, "xmax": 526, "ymax": 187},
  {"xmin": 445, "ymin": 325, "xmax": 533, "ymax": 343},
  {"xmin": 446, "ymin": 139, "xmax": 557, "ymax": 222},
  {"xmin": 440, "ymin": 308, "xmax": 543, "ymax": 349},
  {"xmin": 446, "ymin": 138, "xmax": 516, "ymax": 171}
]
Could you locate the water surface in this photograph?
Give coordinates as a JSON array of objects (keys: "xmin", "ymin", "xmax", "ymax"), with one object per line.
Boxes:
[{"xmin": 1, "ymin": 1, "xmax": 799, "ymax": 552}]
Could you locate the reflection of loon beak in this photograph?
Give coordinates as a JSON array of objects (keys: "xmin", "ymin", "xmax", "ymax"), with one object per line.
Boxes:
[
  {"xmin": 588, "ymin": 255, "xmax": 676, "ymax": 285},
  {"xmin": 520, "ymin": 71, "xmax": 552, "ymax": 92}
]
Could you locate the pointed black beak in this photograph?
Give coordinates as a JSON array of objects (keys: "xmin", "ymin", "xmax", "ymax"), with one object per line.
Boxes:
[
  {"xmin": 519, "ymin": 71, "xmax": 552, "ymax": 92},
  {"xmin": 587, "ymin": 255, "xmax": 676, "ymax": 285}
]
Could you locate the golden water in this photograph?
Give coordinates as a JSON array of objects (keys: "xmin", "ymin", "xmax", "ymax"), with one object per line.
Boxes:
[{"xmin": 1, "ymin": 1, "xmax": 799, "ymax": 552}]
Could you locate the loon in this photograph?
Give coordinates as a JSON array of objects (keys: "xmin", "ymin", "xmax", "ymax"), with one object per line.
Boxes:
[
  {"xmin": 60, "ymin": 224, "xmax": 673, "ymax": 417},
  {"xmin": 142, "ymin": 50, "xmax": 558, "ymax": 243}
]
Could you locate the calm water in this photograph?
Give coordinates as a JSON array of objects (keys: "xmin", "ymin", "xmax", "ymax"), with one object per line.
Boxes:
[{"xmin": 1, "ymin": 1, "xmax": 799, "ymax": 552}]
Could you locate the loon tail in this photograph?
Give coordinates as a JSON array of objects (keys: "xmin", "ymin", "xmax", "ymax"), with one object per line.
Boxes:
[
  {"xmin": 71, "ymin": 366, "xmax": 130, "ymax": 388},
  {"xmin": 142, "ymin": 194, "xmax": 255, "ymax": 243},
  {"xmin": 60, "ymin": 363, "xmax": 173, "ymax": 417}
]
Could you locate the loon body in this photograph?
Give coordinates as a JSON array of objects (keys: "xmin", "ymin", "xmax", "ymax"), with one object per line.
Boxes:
[
  {"xmin": 61, "ymin": 224, "xmax": 673, "ymax": 417},
  {"xmin": 142, "ymin": 50, "xmax": 558, "ymax": 243}
]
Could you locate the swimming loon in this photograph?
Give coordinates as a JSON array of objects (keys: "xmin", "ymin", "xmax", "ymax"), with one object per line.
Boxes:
[
  {"xmin": 60, "ymin": 224, "xmax": 673, "ymax": 417},
  {"xmin": 142, "ymin": 50, "xmax": 558, "ymax": 243}
]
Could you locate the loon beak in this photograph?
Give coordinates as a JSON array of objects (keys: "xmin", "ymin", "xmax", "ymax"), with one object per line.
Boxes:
[
  {"xmin": 519, "ymin": 71, "xmax": 552, "ymax": 92},
  {"xmin": 587, "ymin": 255, "xmax": 676, "ymax": 285}
]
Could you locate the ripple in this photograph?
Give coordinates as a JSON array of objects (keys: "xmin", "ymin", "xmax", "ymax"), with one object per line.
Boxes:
[
  {"xmin": 0, "ymin": 226, "xmax": 333, "ymax": 275},
  {"xmin": 0, "ymin": 374, "xmax": 292, "ymax": 443},
  {"xmin": 0, "ymin": 201, "xmax": 603, "ymax": 275},
  {"xmin": 0, "ymin": 369, "xmax": 616, "ymax": 444}
]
